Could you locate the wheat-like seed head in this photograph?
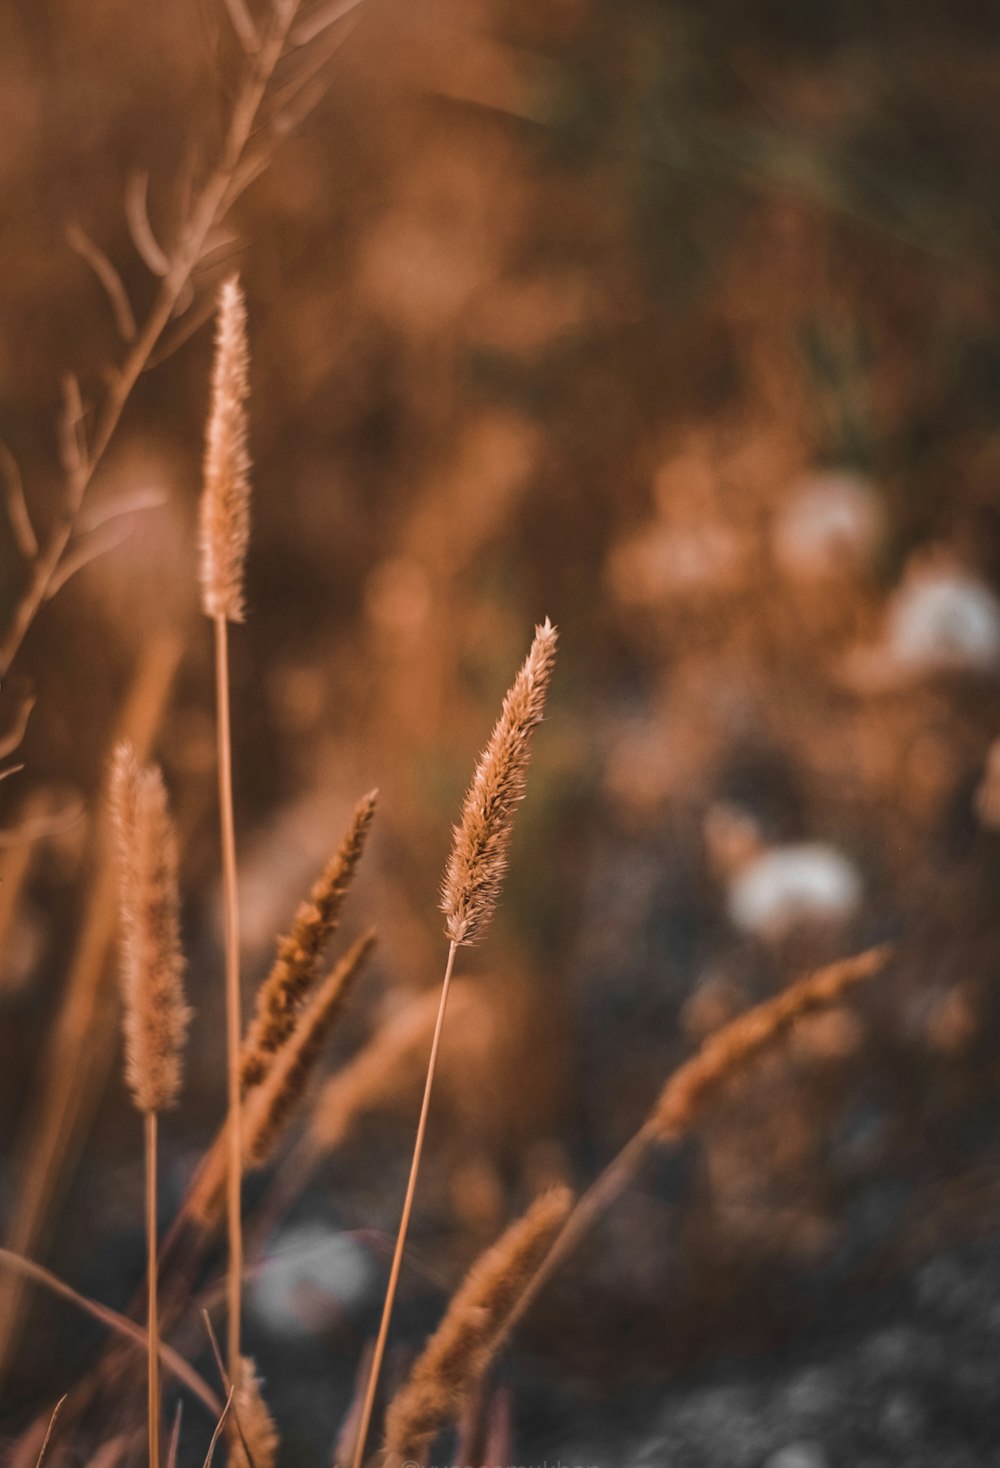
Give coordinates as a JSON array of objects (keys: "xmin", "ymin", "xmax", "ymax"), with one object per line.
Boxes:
[
  {"xmin": 240, "ymin": 790, "xmax": 377, "ymax": 1093},
  {"xmin": 228, "ymin": 1357, "xmax": 278, "ymax": 1468},
  {"xmin": 110, "ymin": 742, "xmax": 191, "ymax": 1113},
  {"xmin": 242, "ymin": 929, "xmax": 377, "ymax": 1170},
  {"xmin": 649, "ymin": 944, "xmax": 892, "ymax": 1141},
  {"xmin": 441, "ymin": 619, "xmax": 558, "ymax": 946},
  {"xmin": 383, "ymin": 1186, "xmax": 573, "ymax": 1462},
  {"xmin": 199, "ymin": 274, "xmax": 251, "ymax": 622}
]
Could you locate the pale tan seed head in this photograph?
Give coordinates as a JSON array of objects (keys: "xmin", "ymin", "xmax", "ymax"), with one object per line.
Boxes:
[
  {"xmin": 441, "ymin": 619, "xmax": 557, "ymax": 946},
  {"xmin": 240, "ymin": 791, "xmax": 377, "ymax": 1092},
  {"xmin": 227, "ymin": 1357, "xmax": 278, "ymax": 1468},
  {"xmin": 199, "ymin": 274, "xmax": 251, "ymax": 622},
  {"xmin": 649, "ymin": 944, "xmax": 891, "ymax": 1141},
  {"xmin": 188, "ymin": 929, "xmax": 377, "ymax": 1230},
  {"xmin": 383, "ymin": 1185, "xmax": 573, "ymax": 1462},
  {"xmin": 110, "ymin": 742, "xmax": 191, "ymax": 1113},
  {"xmin": 242, "ymin": 929, "xmax": 377, "ymax": 1170}
]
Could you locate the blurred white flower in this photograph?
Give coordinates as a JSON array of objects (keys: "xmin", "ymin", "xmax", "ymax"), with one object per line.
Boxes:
[
  {"xmin": 885, "ymin": 561, "xmax": 1000, "ymax": 672},
  {"xmin": 842, "ymin": 551, "xmax": 1000, "ymax": 688},
  {"xmin": 251, "ymin": 1222, "xmax": 375, "ymax": 1339},
  {"xmin": 773, "ymin": 469, "xmax": 882, "ymax": 579},
  {"xmin": 764, "ymin": 1444, "xmax": 828, "ymax": 1468},
  {"xmin": 728, "ymin": 842, "xmax": 862, "ymax": 940}
]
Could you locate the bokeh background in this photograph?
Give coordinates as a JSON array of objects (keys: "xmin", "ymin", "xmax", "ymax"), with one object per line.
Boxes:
[{"xmin": 3, "ymin": 0, "xmax": 1000, "ymax": 1462}]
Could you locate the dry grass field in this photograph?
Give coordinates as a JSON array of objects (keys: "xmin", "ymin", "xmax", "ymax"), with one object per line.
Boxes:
[{"xmin": 2, "ymin": 1, "xmax": 1000, "ymax": 1464}]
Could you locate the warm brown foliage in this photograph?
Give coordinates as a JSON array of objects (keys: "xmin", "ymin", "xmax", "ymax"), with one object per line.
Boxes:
[{"xmin": 6, "ymin": 1, "xmax": 1000, "ymax": 1462}]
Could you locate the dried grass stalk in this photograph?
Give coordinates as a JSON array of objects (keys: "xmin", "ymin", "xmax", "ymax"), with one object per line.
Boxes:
[
  {"xmin": 199, "ymin": 276, "xmax": 251, "ymax": 624},
  {"xmin": 199, "ymin": 276, "xmax": 253, "ymax": 1380},
  {"xmin": 494, "ymin": 945, "xmax": 893, "ymax": 1355},
  {"xmin": 650, "ymin": 943, "xmax": 891, "ymax": 1140},
  {"xmin": 240, "ymin": 790, "xmax": 377, "ymax": 1091},
  {"xmin": 383, "ymin": 1188, "xmax": 573, "ymax": 1463},
  {"xmin": 242, "ymin": 929, "xmax": 377, "ymax": 1170},
  {"xmin": 352, "ymin": 620, "xmax": 558, "ymax": 1468},
  {"xmin": 441, "ymin": 618, "xmax": 558, "ymax": 946},
  {"xmin": 110, "ymin": 743, "xmax": 190, "ymax": 1468},
  {"xmin": 0, "ymin": 639, "xmax": 180, "ymax": 1389},
  {"xmin": 110, "ymin": 743, "xmax": 190, "ymax": 1114}
]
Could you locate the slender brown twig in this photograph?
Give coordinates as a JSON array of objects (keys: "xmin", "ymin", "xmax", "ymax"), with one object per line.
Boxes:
[
  {"xmin": 0, "ymin": 0, "xmax": 303, "ymax": 680},
  {"xmin": 32, "ymin": 1394, "xmax": 66, "ymax": 1468},
  {"xmin": 165, "ymin": 1403, "xmax": 183, "ymax": 1468},
  {"xmin": 201, "ymin": 1388, "xmax": 235, "ymax": 1468}
]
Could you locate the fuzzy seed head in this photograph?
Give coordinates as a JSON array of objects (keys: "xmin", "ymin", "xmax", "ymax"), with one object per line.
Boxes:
[
  {"xmin": 242, "ymin": 929, "xmax": 376, "ymax": 1170},
  {"xmin": 441, "ymin": 619, "xmax": 557, "ymax": 946},
  {"xmin": 650, "ymin": 944, "xmax": 891, "ymax": 1141},
  {"xmin": 199, "ymin": 275, "xmax": 251, "ymax": 622},
  {"xmin": 240, "ymin": 791, "xmax": 377, "ymax": 1093},
  {"xmin": 228, "ymin": 1357, "xmax": 278, "ymax": 1468},
  {"xmin": 384, "ymin": 1186, "xmax": 572, "ymax": 1460},
  {"xmin": 110, "ymin": 743, "xmax": 190, "ymax": 1113}
]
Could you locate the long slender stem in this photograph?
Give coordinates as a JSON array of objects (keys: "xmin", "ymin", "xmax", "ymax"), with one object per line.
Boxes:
[
  {"xmin": 145, "ymin": 1110, "xmax": 161, "ymax": 1468},
  {"xmin": 214, "ymin": 615, "xmax": 243, "ymax": 1383},
  {"xmin": 350, "ymin": 939, "xmax": 459, "ymax": 1468}
]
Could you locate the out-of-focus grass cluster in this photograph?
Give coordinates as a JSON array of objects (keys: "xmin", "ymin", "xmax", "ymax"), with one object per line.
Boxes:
[{"xmin": 2, "ymin": 0, "xmax": 1000, "ymax": 1463}]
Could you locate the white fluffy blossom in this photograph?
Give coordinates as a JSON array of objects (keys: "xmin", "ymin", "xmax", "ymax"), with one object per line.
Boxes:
[{"xmin": 728, "ymin": 843, "xmax": 862, "ymax": 940}]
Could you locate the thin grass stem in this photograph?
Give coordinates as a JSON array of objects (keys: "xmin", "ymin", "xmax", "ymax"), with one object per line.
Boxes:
[
  {"xmin": 145, "ymin": 1111, "xmax": 161, "ymax": 1468},
  {"xmin": 350, "ymin": 938, "xmax": 458, "ymax": 1468},
  {"xmin": 213, "ymin": 614, "xmax": 243, "ymax": 1382}
]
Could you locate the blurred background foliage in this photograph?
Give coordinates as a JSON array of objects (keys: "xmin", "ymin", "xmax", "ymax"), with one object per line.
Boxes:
[{"xmin": 3, "ymin": 0, "xmax": 1000, "ymax": 1462}]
